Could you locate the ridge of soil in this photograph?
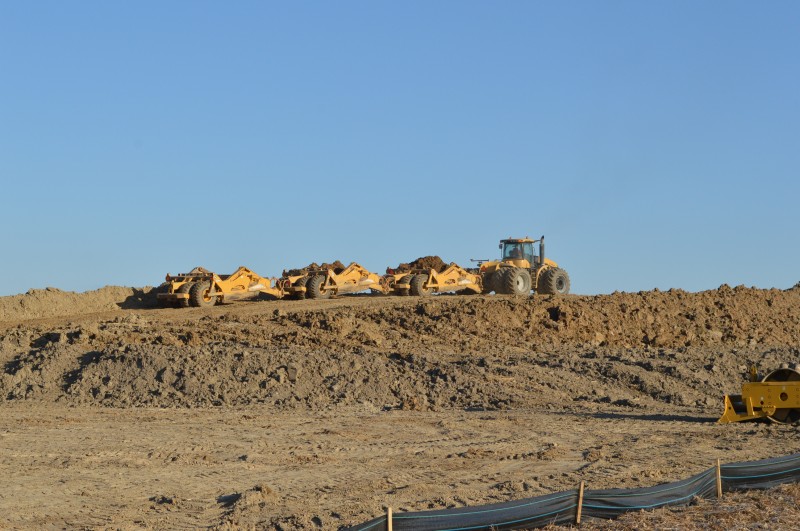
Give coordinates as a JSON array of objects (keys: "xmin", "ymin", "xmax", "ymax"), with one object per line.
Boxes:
[
  {"xmin": 2, "ymin": 286, "xmax": 800, "ymax": 409},
  {"xmin": 0, "ymin": 286, "xmax": 160, "ymax": 322}
]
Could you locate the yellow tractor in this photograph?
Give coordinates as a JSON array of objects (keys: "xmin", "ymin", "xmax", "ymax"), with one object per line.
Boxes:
[
  {"xmin": 385, "ymin": 263, "xmax": 482, "ymax": 297},
  {"xmin": 157, "ymin": 266, "xmax": 282, "ymax": 308},
  {"xmin": 718, "ymin": 364, "xmax": 800, "ymax": 424},
  {"xmin": 476, "ymin": 236, "xmax": 570, "ymax": 296}
]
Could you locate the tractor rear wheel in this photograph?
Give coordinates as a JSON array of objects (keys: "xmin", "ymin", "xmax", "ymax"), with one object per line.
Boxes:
[
  {"xmin": 189, "ymin": 281, "xmax": 217, "ymax": 308},
  {"xmin": 410, "ymin": 274, "xmax": 431, "ymax": 296},
  {"xmin": 538, "ymin": 268, "xmax": 570, "ymax": 295},
  {"xmin": 176, "ymin": 282, "xmax": 193, "ymax": 308},
  {"xmin": 494, "ymin": 268, "xmax": 509, "ymax": 294},
  {"xmin": 482, "ymin": 272, "xmax": 497, "ymax": 294},
  {"xmin": 501, "ymin": 268, "xmax": 531, "ymax": 296},
  {"xmin": 306, "ymin": 275, "xmax": 331, "ymax": 299}
]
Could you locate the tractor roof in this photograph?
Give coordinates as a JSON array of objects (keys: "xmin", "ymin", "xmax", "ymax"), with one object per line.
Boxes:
[{"xmin": 500, "ymin": 237, "xmax": 538, "ymax": 244}]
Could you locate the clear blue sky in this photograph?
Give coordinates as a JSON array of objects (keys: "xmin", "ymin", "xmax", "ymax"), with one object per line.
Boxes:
[{"xmin": 2, "ymin": 2, "xmax": 798, "ymax": 296}]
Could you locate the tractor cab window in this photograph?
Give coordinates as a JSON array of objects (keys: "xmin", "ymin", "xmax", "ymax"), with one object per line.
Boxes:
[{"xmin": 502, "ymin": 242, "xmax": 535, "ymax": 263}]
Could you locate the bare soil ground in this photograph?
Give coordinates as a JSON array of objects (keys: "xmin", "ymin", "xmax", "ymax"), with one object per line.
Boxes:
[{"xmin": 1, "ymin": 285, "xmax": 799, "ymax": 529}]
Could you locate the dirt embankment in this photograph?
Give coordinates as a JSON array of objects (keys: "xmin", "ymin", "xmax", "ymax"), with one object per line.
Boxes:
[
  {"xmin": 1, "ymin": 284, "xmax": 799, "ymax": 411},
  {"xmin": 0, "ymin": 286, "xmax": 160, "ymax": 322}
]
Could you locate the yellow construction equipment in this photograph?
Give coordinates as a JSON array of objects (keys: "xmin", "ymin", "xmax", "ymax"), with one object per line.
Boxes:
[
  {"xmin": 382, "ymin": 270, "xmax": 414, "ymax": 296},
  {"xmin": 283, "ymin": 262, "xmax": 389, "ymax": 300},
  {"xmin": 718, "ymin": 364, "xmax": 800, "ymax": 424},
  {"xmin": 157, "ymin": 266, "xmax": 282, "ymax": 308},
  {"xmin": 385, "ymin": 263, "xmax": 482, "ymax": 297},
  {"xmin": 474, "ymin": 235, "xmax": 570, "ymax": 296},
  {"xmin": 278, "ymin": 273, "xmax": 311, "ymax": 300}
]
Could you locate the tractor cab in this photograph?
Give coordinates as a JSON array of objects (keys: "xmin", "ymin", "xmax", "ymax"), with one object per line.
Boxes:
[
  {"xmin": 500, "ymin": 237, "xmax": 541, "ymax": 269},
  {"xmin": 477, "ymin": 234, "xmax": 568, "ymax": 295}
]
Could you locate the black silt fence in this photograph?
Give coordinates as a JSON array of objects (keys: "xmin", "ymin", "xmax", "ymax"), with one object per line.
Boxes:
[
  {"xmin": 722, "ymin": 453, "xmax": 800, "ymax": 491},
  {"xmin": 349, "ymin": 490, "xmax": 578, "ymax": 531},
  {"xmin": 345, "ymin": 452, "xmax": 800, "ymax": 531}
]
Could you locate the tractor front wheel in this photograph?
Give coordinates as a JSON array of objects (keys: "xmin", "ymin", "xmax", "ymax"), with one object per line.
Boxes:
[{"xmin": 501, "ymin": 268, "xmax": 531, "ymax": 296}]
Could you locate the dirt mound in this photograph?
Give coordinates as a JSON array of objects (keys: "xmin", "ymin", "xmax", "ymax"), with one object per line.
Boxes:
[
  {"xmin": 283, "ymin": 260, "xmax": 347, "ymax": 276},
  {"xmin": 2, "ymin": 285, "xmax": 799, "ymax": 411},
  {"xmin": 0, "ymin": 286, "xmax": 161, "ymax": 322},
  {"xmin": 393, "ymin": 255, "xmax": 449, "ymax": 273},
  {"xmin": 216, "ymin": 484, "xmax": 279, "ymax": 529}
]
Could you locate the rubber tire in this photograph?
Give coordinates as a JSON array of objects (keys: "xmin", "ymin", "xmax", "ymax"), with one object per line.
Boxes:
[
  {"xmin": 176, "ymin": 282, "xmax": 193, "ymax": 308},
  {"xmin": 482, "ymin": 272, "xmax": 497, "ymax": 294},
  {"xmin": 189, "ymin": 281, "xmax": 217, "ymax": 308},
  {"xmin": 293, "ymin": 277, "xmax": 308, "ymax": 300},
  {"xmin": 493, "ymin": 269, "xmax": 509, "ymax": 294},
  {"xmin": 762, "ymin": 367, "xmax": 800, "ymax": 424},
  {"xmin": 410, "ymin": 274, "xmax": 431, "ymax": 296},
  {"xmin": 501, "ymin": 268, "xmax": 532, "ymax": 296},
  {"xmin": 538, "ymin": 268, "xmax": 570, "ymax": 295},
  {"xmin": 397, "ymin": 275, "xmax": 412, "ymax": 296},
  {"xmin": 306, "ymin": 275, "xmax": 331, "ymax": 300}
]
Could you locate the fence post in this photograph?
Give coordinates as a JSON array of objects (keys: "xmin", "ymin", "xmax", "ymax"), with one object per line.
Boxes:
[
  {"xmin": 716, "ymin": 459, "xmax": 723, "ymax": 498},
  {"xmin": 576, "ymin": 481, "xmax": 585, "ymax": 524},
  {"xmin": 387, "ymin": 506, "xmax": 393, "ymax": 531}
]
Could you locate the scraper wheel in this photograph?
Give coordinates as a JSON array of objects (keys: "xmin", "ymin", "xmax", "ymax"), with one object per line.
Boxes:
[{"xmin": 176, "ymin": 282, "xmax": 193, "ymax": 308}]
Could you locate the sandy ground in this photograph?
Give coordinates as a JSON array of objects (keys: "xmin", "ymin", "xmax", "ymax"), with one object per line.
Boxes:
[
  {"xmin": 0, "ymin": 402, "xmax": 796, "ymax": 529},
  {"xmin": 1, "ymin": 286, "xmax": 799, "ymax": 529}
]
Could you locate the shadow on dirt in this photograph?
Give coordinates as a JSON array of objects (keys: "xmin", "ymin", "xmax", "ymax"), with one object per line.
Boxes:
[
  {"xmin": 589, "ymin": 412, "xmax": 718, "ymax": 423},
  {"xmin": 216, "ymin": 493, "xmax": 241, "ymax": 507},
  {"xmin": 63, "ymin": 350, "xmax": 103, "ymax": 390},
  {"xmin": 117, "ymin": 287, "xmax": 166, "ymax": 310}
]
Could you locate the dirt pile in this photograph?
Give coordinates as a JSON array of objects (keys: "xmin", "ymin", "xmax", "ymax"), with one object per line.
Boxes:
[
  {"xmin": 283, "ymin": 261, "xmax": 348, "ymax": 276},
  {"xmin": 0, "ymin": 286, "xmax": 160, "ymax": 322},
  {"xmin": 272, "ymin": 284, "xmax": 800, "ymax": 352},
  {"xmin": 2, "ymin": 285, "xmax": 799, "ymax": 410},
  {"xmin": 393, "ymin": 255, "xmax": 449, "ymax": 273}
]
